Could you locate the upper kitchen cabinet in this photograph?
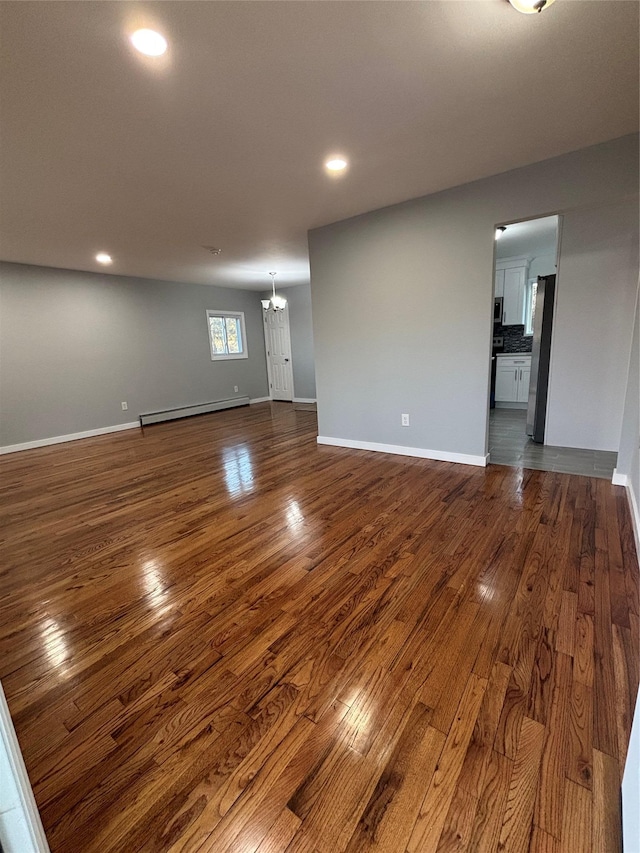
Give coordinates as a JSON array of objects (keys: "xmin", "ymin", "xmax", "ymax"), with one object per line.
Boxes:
[
  {"xmin": 495, "ymin": 256, "xmax": 530, "ymax": 325},
  {"xmin": 503, "ymin": 266, "xmax": 526, "ymax": 325}
]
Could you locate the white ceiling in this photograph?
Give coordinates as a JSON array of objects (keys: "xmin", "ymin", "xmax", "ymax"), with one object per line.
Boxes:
[
  {"xmin": 495, "ymin": 215, "xmax": 559, "ymax": 260},
  {"xmin": 0, "ymin": 1, "xmax": 637, "ymax": 290}
]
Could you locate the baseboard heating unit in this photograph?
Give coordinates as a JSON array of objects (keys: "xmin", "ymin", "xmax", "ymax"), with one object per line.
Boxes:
[{"xmin": 139, "ymin": 397, "xmax": 250, "ymax": 427}]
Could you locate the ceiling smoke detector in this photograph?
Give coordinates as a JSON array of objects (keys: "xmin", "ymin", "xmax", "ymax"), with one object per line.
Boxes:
[{"xmin": 203, "ymin": 246, "xmax": 222, "ymax": 256}]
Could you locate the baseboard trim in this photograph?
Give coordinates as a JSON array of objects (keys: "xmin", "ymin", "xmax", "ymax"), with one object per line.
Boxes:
[
  {"xmin": 316, "ymin": 435, "xmax": 488, "ymax": 467},
  {"xmin": 0, "ymin": 422, "xmax": 139, "ymax": 455},
  {"xmin": 612, "ymin": 468, "xmax": 628, "ymax": 487},
  {"xmin": 627, "ymin": 482, "xmax": 640, "ymax": 558},
  {"xmin": 613, "ymin": 469, "xmax": 640, "ymax": 557},
  {"xmin": 293, "ymin": 397, "xmax": 317, "ymax": 404},
  {"xmin": 140, "ymin": 397, "xmax": 249, "ymax": 426},
  {"xmin": 2, "ymin": 401, "xmax": 275, "ymax": 452}
]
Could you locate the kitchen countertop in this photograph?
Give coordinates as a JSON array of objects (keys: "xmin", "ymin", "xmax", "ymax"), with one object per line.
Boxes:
[{"xmin": 495, "ymin": 352, "xmax": 531, "ymax": 358}]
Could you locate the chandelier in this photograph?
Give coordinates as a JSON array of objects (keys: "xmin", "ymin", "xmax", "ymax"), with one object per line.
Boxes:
[
  {"xmin": 507, "ymin": 0, "xmax": 556, "ymax": 12},
  {"xmin": 261, "ymin": 271, "xmax": 287, "ymax": 312}
]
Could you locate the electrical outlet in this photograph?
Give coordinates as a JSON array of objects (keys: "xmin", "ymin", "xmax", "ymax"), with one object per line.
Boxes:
[
  {"xmin": 234, "ymin": 385, "xmax": 239, "ymax": 393},
  {"xmin": 121, "ymin": 402, "xmax": 128, "ymax": 411},
  {"xmin": 401, "ymin": 413, "xmax": 410, "ymax": 427}
]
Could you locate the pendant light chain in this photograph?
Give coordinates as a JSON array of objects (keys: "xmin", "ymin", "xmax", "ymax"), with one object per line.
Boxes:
[{"xmin": 264, "ymin": 271, "xmax": 286, "ymax": 312}]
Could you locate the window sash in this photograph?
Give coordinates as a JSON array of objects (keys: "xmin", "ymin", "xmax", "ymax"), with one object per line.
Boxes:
[{"xmin": 206, "ymin": 310, "xmax": 248, "ymax": 360}]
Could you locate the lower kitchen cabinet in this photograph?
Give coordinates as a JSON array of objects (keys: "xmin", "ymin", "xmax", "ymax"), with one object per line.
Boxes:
[
  {"xmin": 495, "ymin": 355, "xmax": 531, "ymax": 404},
  {"xmin": 517, "ymin": 364, "xmax": 531, "ymax": 403}
]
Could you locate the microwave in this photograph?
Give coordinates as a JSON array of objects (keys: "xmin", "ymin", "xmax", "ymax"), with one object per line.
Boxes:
[{"xmin": 493, "ymin": 297, "xmax": 503, "ymax": 325}]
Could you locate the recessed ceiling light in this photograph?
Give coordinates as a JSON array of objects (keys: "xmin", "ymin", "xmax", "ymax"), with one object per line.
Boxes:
[
  {"xmin": 130, "ymin": 29, "xmax": 168, "ymax": 57},
  {"xmin": 325, "ymin": 157, "xmax": 348, "ymax": 173},
  {"xmin": 96, "ymin": 252, "xmax": 113, "ymax": 264}
]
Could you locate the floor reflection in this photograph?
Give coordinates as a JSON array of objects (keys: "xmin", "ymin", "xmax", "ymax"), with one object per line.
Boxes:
[
  {"xmin": 222, "ymin": 444, "xmax": 254, "ymax": 496},
  {"xmin": 40, "ymin": 616, "xmax": 71, "ymax": 675},
  {"xmin": 286, "ymin": 499, "xmax": 304, "ymax": 532},
  {"xmin": 141, "ymin": 559, "xmax": 169, "ymax": 610}
]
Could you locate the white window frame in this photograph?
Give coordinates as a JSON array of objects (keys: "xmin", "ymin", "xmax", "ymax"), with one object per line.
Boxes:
[{"xmin": 206, "ymin": 310, "xmax": 249, "ymax": 361}]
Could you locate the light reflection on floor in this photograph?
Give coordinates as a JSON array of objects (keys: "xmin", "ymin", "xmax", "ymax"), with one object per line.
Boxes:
[
  {"xmin": 141, "ymin": 559, "xmax": 170, "ymax": 610},
  {"xmin": 40, "ymin": 616, "xmax": 71, "ymax": 676},
  {"xmin": 222, "ymin": 444, "xmax": 255, "ymax": 496},
  {"xmin": 286, "ymin": 499, "xmax": 304, "ymax": 532}
]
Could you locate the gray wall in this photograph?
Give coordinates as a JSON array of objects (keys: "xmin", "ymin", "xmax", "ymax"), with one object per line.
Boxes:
[
  {"xmin": 0, "ymin": 262, "xmax": 269, "ymax": 446},
  {"xmin": 616, "ymin": 280, "xmax": 639, "ymax": 496},
  {"xmin": 309, "ymin": 134, "xmax": 638, "ymax": 458},
  {"xmin": 529, "ymin": 253, "xmax": 557, "ymax": 279},
  {"xmin": 618, "ymin": 280, "xmax": 639, "ymax": 852},
  {"xmin": 261, "ymin": 284, "xmax": 317, "ymax": 400},
  {"xmin": 546, "ymin": 199, "xmax": 639, "ymax": 450}
]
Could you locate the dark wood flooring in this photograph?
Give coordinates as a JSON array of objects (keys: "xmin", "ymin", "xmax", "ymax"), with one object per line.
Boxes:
[{"xmin": 0, "ymin": 402, "xmax": 637, "ymax": 852}]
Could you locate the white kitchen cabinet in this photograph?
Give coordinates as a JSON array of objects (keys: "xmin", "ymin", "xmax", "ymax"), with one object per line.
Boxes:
[
  {"xmin": 502, "ymin": 267, "xmax": 526, "ymax": 325},
  {"xmin": 495, "ymin": 257, "xmax": 530, "ymax": 325},
  {"xmin": 495, "ymin": 355, "xmax": 531, "ymax": 403},
  {"xmin": 495, "ymin": 361, "xmax": 518, "ymax": 402},
  {"xmin": 517, "ymin": 364, "xmax": 531, "ymax": 403}
]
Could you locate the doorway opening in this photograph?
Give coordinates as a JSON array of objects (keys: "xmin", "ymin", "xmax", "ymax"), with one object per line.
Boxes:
[
  {"xmin": 489, "ymin": 215, "xmax": 558, "ymax": 466},
  {"xmin": 487, "ymin": 215, "xmax": 616, "ymax": 478}
]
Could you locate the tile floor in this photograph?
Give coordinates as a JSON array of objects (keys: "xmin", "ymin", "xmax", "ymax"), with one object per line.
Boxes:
[{"xmin": 488, "ymin": 407, "xmax": 617, "ymax": 479}]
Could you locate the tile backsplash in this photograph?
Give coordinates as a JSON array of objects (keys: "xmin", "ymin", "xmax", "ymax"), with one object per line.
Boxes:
[{"xmin": 495, "ymin": 324, "xmax": 532, "ymax": 353}]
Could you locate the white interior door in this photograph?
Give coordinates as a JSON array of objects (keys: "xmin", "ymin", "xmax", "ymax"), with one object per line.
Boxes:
[{"xmin": 263, "ymin": 306, "xmax": 294, "ymax": 401}]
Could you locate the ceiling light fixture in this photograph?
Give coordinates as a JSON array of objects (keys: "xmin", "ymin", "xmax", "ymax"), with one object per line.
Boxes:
[
  {"xmin": 203, "ymin": 246, "xmax": 222, "ymax": 256},
  {"xmin": 95, "ymin": 252, "xmax": 113, "ymax": 264},
  {"xmin": 130, "ymin": 29, "xmax": 168, "ymax": 56},
  {"xmin": 325, "ymin": 157, "xmax": 348, "ymax": 173},
  {"xmin": 507, "ymin": 0, "xmax": 556, "ymax": 13},
  {"xmin": 495, "ymin": 227, "xmax": 507, "ymax": 240},
  {"xmin": 262, "ymin": 272, "xmax": 287, "ymax": 312}
]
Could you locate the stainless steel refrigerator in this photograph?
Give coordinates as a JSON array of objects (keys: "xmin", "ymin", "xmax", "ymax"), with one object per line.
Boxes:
[{"xmin": 527, "ymin": 274, "xmax": 556, "ymax": 443}]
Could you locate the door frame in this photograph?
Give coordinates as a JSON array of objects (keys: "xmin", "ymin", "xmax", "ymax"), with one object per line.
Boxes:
[
  {"xmin": 485, "ymin": 213, "xmax": 562, "ymax": 462},
  {"xmin": 262, "ymin": 304, "xmax": 295, "ymax": 401}
]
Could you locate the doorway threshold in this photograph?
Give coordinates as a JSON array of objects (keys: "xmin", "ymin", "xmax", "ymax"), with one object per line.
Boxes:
[{"xmin": 489, "ymin": 409, "xmax": 616, "ymax": 479}]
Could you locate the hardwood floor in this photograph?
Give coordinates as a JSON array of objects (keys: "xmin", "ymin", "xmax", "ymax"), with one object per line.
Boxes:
[{"xmin": 0, "ymin": 402, "xmax": 637, "ymax": 852}]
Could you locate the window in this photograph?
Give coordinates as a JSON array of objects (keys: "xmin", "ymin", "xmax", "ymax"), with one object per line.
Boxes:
[
  {"xmin": 524, "ymin": 279, "xmax": 537, "ymax": 336},
  {"xmin": 206, "ymin": 310, "xmax": 248, "ymax": 360}
]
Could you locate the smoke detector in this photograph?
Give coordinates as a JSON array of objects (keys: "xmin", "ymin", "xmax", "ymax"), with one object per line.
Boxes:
[{"xmin": 203, "ymin": 246, "xmax": 222, "ymax": 256}]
